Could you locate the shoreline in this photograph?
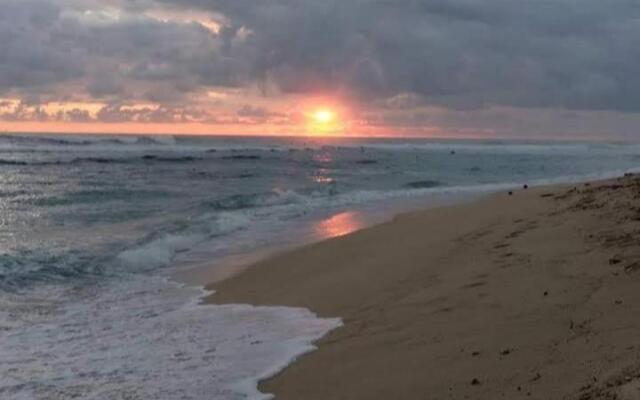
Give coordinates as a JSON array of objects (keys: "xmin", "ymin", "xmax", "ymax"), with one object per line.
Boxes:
[
  {"xmin": 175, "ymin": 187, "xmax": 490, "ymax": 287},
  {"xmin": 204, "ymin": 174, "xmax": 640, "ymax": 399},
  {"xmin": 177, "ymin": 167, "xmax": 640, "ymax": 289}
]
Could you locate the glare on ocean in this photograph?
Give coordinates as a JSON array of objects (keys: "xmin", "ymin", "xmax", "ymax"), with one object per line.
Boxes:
[{"xmin": 314, "ymin": 211, "xmax": 364, "ymax": 239}]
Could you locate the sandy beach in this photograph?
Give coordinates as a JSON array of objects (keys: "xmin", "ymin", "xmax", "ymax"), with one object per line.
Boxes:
[{"xmin": 207, "ymin": 174, "xmax": 640, "ymax": 400}]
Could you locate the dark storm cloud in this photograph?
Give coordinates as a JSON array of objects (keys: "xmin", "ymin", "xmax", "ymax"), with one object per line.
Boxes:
[
  {"xmin": 0, "ymin": 0, "xmax": 249, "ymax": 101},
  {"xmin": 156, "ymin": 0, "xmax": 640, "ymax": 112},
  {"xmin": 3, "ymin": 0, "xmax": 640, "ymax": 119},
  {"xmin": 0, "ymin": 1, "xmax": 84, "ymax": 90}
]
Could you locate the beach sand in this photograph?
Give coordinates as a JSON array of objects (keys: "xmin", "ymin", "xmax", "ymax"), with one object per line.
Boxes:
[{"xmin": 206, "ymin": 174, "xmax": 640, "ymax": 400}]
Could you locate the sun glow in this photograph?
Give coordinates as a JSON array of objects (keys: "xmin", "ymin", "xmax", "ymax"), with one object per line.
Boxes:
[
  {"xmin": 313, "ymin": 109, "xmax": 336, "ymax": 124},
  {"xmin": 306, "ymin": 106, "xmax": 343, "ymax": 135}
]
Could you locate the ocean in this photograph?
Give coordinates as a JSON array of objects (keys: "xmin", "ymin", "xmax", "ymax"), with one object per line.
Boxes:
[{"xmin": 0, "ymin": 134, "xmax": 639, "ymax": 399}]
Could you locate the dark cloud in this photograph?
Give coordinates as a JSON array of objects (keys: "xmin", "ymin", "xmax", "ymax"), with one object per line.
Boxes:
[
  {"xmin": 0, "ymin": 1, "xmax": 84, "ymax": 90},
  {"xmin": 382, "ymin": 93, "xmax": 427, "ymax": 110},
  {"xmin": 156, "ymin": 0, "xmax": 640, "ymax": 112},
  {"xmin": 0, "ymin": 0, "xmax": 247, "ymax": 102}
]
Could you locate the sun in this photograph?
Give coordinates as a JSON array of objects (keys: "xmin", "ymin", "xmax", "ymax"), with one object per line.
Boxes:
[
  {"xmin": 303, "ymin": 105, "xmax": 345, "ymax": 135},
  {"xmin": 313, "ymin": 109, "xmax": 336, "ymax": 124}
]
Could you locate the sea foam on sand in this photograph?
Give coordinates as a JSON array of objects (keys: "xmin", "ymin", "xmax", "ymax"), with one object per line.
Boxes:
[{"xmin": 0, "ymin": 275, "xmax": 341, "ymax": 400}]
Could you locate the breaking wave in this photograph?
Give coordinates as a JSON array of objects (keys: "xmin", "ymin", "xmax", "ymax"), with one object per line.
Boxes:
[
  {"xmin": 117, "ymin": 213, "xmax": 250, "ymax": 272},
  {"xmin": 0, "ymin": 154, "xmax": 202, "ymax": 166},
  {"xmin": 0, "ymin": 133, "xmax": 176, "ymax": 147}
]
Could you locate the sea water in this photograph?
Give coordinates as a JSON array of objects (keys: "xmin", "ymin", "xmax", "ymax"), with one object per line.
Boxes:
[{"xmin": 0, "ymin": 134, "xmax": 639, "ymax": 399}]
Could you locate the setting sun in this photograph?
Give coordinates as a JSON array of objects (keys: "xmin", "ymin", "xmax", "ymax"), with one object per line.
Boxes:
[
  {"xmin": 305, "ymin": 106, "xmax": 344, "ymax": 135},
  {"xmin": 313, "ymin": 109, "xmax": 336, "ymax": 124}
]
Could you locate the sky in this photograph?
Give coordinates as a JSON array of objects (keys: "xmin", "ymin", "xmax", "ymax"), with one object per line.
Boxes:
[{"xmin": 2, "ymin": 0, "xmax": 640, "ymax": 139}]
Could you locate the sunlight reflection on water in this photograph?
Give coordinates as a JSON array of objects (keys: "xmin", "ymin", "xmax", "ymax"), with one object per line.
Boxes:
[{"xmin": 314, "ymin": 211, "xmax": 365, "ymax": 239}]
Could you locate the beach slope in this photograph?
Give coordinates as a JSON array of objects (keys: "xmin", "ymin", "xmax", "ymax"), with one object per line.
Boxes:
[{"xmin": 209, "ymin": 175, "xmax": 640, "ymax": 400}]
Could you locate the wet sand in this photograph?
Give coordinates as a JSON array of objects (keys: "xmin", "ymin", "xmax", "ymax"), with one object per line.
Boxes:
[{"xmin": 206, "ymin": 174, "xmax": 640, "ymax": 400}]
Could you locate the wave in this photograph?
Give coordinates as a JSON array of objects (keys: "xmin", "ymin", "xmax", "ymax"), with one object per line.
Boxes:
[
  {"xmin": 117, "ymin": 213, "xmax": 249, "ymax": 271},
  {"xmin": 206, "ymin": 184, "xmax": 484, "ymax": 214},
  {"xmin": 0, "ymin": 134, "xmax": 175, "ymax": 148},
  {"xmin": 355, "ymin": 159, "xmax": 378, "ymax": 165},
  {"xmin": 141, "ymin": 155, "xmax": 202, "ymax": 162},
  {"xmin": 207, "ymin": 189, "xmax": 316, "ymax": 211},
  {"xmin": 221, "ymin": 154, "xmax": 263, "ymax": 161},
  {"xmin": 0, "ymin": 212, "xmax": 250, "ymax": 289},
  {"xmin": 0, "ymin": 154, "xmax": 202, "ymax": 166},
  {"xmin": 117, "ymin": 233, "xmax": 204, "ymax": 271},
  {"xmin": 403, "ymin": 180, "xmax": 442, "ymax": 189},
  {"xmin": 0, "ymin": 248, "xmax": 105, "ymax": 291},
  {"xmin": 26, "ymin": 189, "xmax": 167, "ymax": 207},
  {"xmin": 0, "ymin": 159, "xmax": 28, "ymax": 165}
]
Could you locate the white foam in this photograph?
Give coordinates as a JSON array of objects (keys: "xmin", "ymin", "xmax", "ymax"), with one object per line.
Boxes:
[
  {"xmin": 117, "ymin": 213, "xmax": 250, "ymax": 271},
  {"xmin": 206, "ymin": 212, "xmax": 251, "ymax": 236},
  {"xmin": 117, "ymin": 233, "xmax": 205, "ymax": 270},
  {"xmin": 0, "ymin": 276, "xmax": 341, "ymax": 400}
]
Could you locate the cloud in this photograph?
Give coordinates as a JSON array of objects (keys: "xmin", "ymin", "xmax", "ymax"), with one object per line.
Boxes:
[
  {"xmin": 382, "ymin": 93, "xmax": 427, "ymax": 110},
  {"xmin": 155, "ymin": 0, "xmax": 640, "ymax": 112},
  {"xmin": 235, "ymin": 104, "xmax": 286, "ymax": 124},
  {"xmin": 236, "ymin": 104, "xmax": 279, "ymax": 118},
  {"xmin": 95, "ymin": 103, "xmax": 214, "ymax": 123},
  {"xmin": 61, "ymin": 108, "xmax": 93, "ymax": 122},
  {"xmin": 0, "ymin": 100, "xmax": 216, "ymax": 124},
  {"xmin": 3, "ymin": 0, "xmax": 640, "ymax": 134},
  {"xmin": 0, "ymin": 0, "xmax": 247, "ymax": 103},
  {"xmin": 0, "ymin": 1, "xmax": 84, "ymax": 91}
]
